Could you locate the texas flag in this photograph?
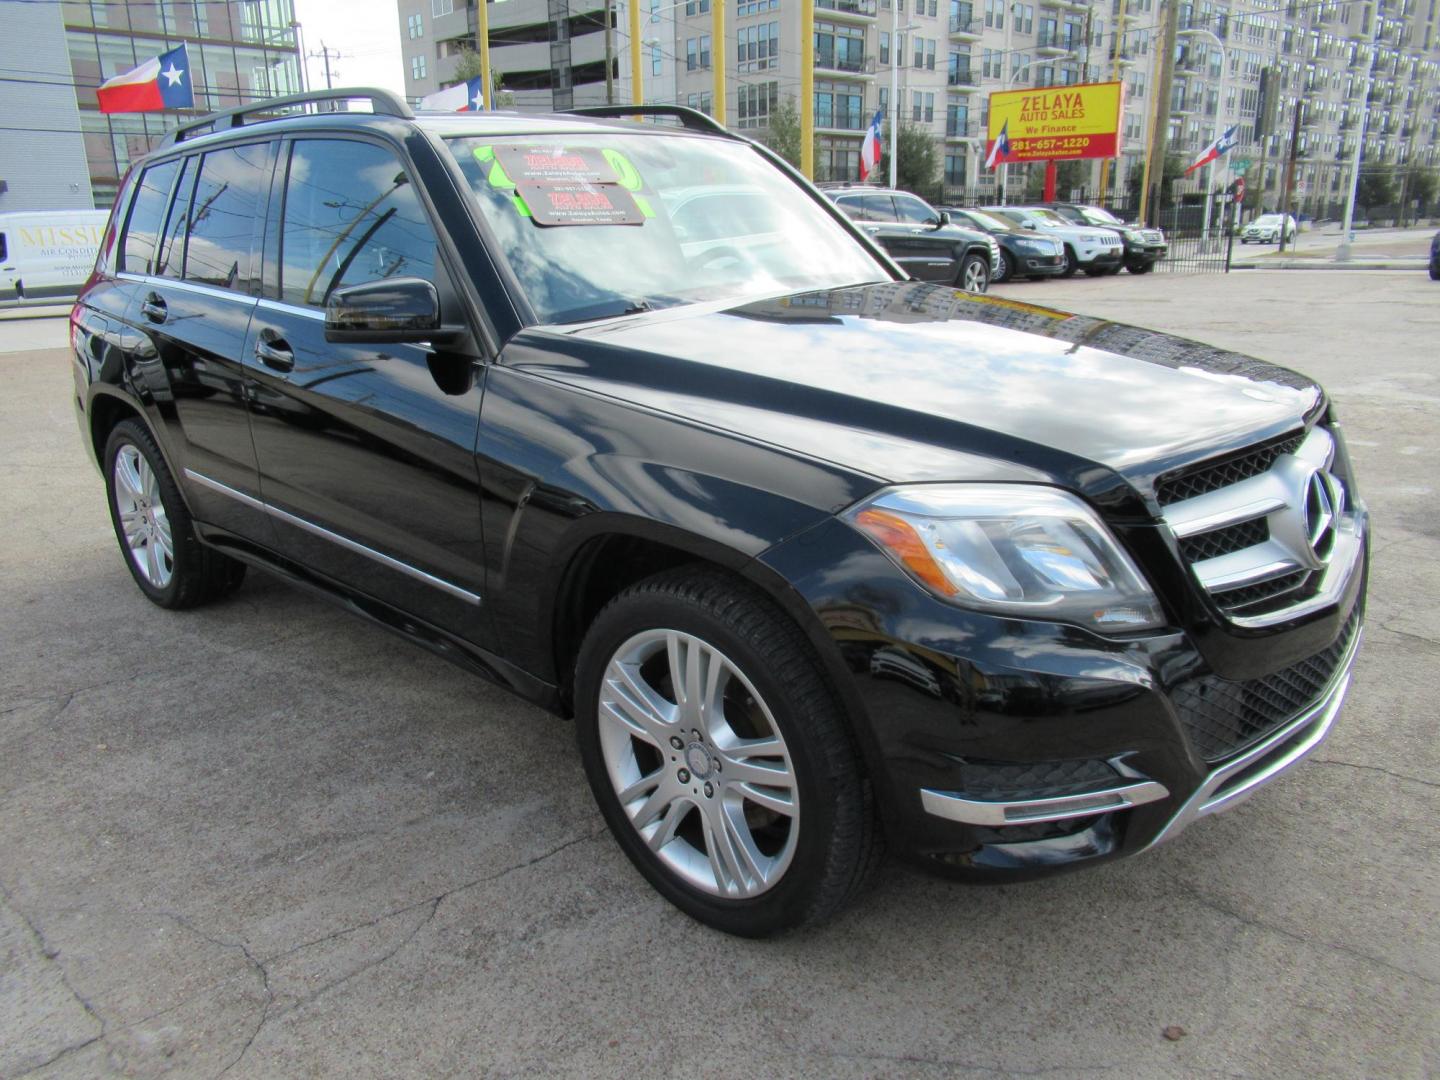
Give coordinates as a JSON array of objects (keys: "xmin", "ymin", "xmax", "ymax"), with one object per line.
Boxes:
[
  {"xmin": 984, "ymin": 119, "xmax": 1012, "ymax": 170},
  {"xmin": 419, "ymin": 77, "xmax": 486, "ymax": 113},
  {"xmin": 97, "ymin": 43, "xmax": 194, "ymax": 113},
  {"xmin": 1185, "ymin": 124, "xmax": 1240, "ymax": 175},
  {"xmin": 858, "ymin": 108, "xmax": 883, "ymax": 180}
]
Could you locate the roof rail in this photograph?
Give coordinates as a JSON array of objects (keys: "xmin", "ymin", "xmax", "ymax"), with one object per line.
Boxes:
[
  {"xmin": 563, "ymin": 104, "xmax": 731, "ymax": 137},
  {"xmin": 161, "ymin": 87, "xmax": 413, "ymax": 147}
]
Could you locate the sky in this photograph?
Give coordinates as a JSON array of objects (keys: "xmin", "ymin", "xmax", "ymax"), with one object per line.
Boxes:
[{"xmin": 294, "ymin": 0, "xmax": 407, "ymax": 96}]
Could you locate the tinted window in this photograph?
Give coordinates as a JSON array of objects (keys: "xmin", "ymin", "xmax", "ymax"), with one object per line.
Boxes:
[
  {"xmin": 834, "ymin": 195, "xmax": 865, "ymax": 220},
  {"xmin": 862, "ymin": 193, "xmax": 897, "ymax": 221},
  {"xmin": 184, "ymin": 143, "xmax": 270, "ymax": 291},
  {"xmin": 121, "ymin": 160, "xmax": 179, "ymax": 273},
  {"xmin": 280, "ymin": 139, "xmax": 438, "ymax": 307},
  {"xmin": 894, "ymin": 195, "xmax": 937, "ymax": 224},
  {"xmin": 155, "ymin": 156, "xmax": 196, "ymax": 279}
]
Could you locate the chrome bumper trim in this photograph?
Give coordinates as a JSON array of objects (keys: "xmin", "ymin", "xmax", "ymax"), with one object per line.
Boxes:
[
  {"xmin": 920, "ymin": 779, "xmax": 1170, "ymax": 827},
  {"xmin": 1146, "ymin": 620, "xmax": 1364, "ymax": 849}
]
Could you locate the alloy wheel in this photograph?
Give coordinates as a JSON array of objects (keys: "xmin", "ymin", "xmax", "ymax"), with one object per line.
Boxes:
[
  {"xmin": 596, "ymin": 628, "xmax": 800, "ymax": 898},
  {"xmin": 962, "ymin": 258, "xmax": 988, "ymax": 293},
  {"xmin": 112, "ymin": 444, "xmax": 174, "ymax": 588}
]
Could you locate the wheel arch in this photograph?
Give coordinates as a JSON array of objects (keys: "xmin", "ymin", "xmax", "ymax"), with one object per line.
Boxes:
[{"xmin": 87, "ymin": 387, "xmax": 194, "ymax": 517}]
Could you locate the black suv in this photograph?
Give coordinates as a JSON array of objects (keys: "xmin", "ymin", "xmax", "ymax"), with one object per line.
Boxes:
[
  {"xmin": 820, "ymin": 183, "xmax": 999, "ymax": 292},
  {"xmin": 71, "ymin": 91, "xmax": 1367, "ymax": 937}
]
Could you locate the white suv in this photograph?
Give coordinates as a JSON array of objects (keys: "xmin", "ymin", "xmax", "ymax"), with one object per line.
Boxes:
[{"xmin": 983, "ymin": 206, "xmax": 1125, "ymax": 277}]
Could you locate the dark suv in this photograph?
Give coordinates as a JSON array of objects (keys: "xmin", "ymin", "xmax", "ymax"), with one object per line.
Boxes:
[
  {"xmin": 820, "ymin": 183, "xmax": 999, "ymax": 292},
  {"xmin": 1042, "ymin": 202, "xmax": 1168, "ymax": 274},
  {"xmin": 71, "ymin": 91, "xmax": 1367, "ymax": 937}
]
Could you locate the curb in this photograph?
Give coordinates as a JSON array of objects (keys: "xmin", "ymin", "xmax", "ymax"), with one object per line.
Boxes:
[{"xmin": 1239, "ymin": 260, "xmax": 1427, "ymax": 271}]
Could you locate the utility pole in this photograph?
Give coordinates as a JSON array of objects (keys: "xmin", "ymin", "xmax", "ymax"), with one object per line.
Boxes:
[
  {"xmin": 1279, "ymin": 100, "xmax": 1302, "ymax": 253},
  {"xmin": 1338, "ymin": 1, "xmax": 1380, "ymax": 260},
  {"xmin": 478, "ymin": 0, "xmax": 492, "ymax": 109},
  {"xmin": 800, "ymin": 0, "xmax": 814, "ymax": 178},
  {"xmin": 309, "ymin": 43, "xmax": 340, "ymax": 90},
  {"xmin": 712, "ymin": 0, "xmax": 726, "ymax": 124},
  {"xmin": 629, "ymin": 0, "xmax": 643, "ymax": 105},
  {"xmin": 889, "ymin": 0, "xmax": 900, "ymax": 187},
  {"xmin": 1141, "ymin": 0, "xmax": 1179, "ymax": 228},
  {"xmin": 604, "ymin": 0, "xmax": 615, "ymax": 104}
]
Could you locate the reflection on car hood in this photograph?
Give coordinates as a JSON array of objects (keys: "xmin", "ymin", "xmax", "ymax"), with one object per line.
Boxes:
[{"xmin": 507, "ymin": 282, "xmax": 1321, "ymax": 500}]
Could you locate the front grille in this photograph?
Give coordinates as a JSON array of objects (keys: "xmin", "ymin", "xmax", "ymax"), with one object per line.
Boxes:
[
  {"xmin": 1212, "ymin": 569, "xmax": 1315, "ymax": 617},
  {"xmin": 1172, "ymin": 606, "xmax": 1360, "ymax": 762},
  {"xmin": 954, "ymin": 758, "xmax": 1119, "ymax": 801},
  {"xmin": 1178, "ymin": 518, "xmax": 1269, "ymax": 563},
  {"xmin": 1155, "ymin": 431, "xmax": 1306, "ymax": 507}
]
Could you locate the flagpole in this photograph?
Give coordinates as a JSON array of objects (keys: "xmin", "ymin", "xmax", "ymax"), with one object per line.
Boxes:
[{"xmin": 888, "ymin": 0, "xmax": 898, "ymax": 188}]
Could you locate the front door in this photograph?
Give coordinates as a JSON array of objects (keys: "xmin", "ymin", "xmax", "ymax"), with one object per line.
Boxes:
[{"xmin": 243, "ymin": 136, "xmax": 491, "ymax": 647}]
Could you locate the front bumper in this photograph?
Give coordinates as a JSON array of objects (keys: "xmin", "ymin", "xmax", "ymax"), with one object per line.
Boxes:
[
  {"xmin": 1013, "ymin": 249, "xmax": 1066, "ymax": 276},
  {"xmin": 1078, "ymin": 247, "xmax": 1124, "ymax": 268},
  {"xmin": 761, "ymin": 516, "xmax": 1367, "ymax": 881}
]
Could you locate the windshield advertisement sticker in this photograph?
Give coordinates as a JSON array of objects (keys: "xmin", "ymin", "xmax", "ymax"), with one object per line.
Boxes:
[
  {"xmin": 519, "ymin": 181, "xmax": 645, "ymax": 226},
  {"xmin": 493, "ymin": 145, "xmax": 617, "ymax": 184}
]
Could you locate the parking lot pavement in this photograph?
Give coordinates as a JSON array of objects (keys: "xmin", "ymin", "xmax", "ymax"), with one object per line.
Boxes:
[{"xmin": 2, "ymin": 271, "xmax": 1437, "ymax": 1079}]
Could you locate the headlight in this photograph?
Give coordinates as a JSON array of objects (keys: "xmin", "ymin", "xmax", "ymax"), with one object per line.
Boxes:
[{"xmin": 845, "ymin": 484, "xmax": 1165, "ymax": 633}]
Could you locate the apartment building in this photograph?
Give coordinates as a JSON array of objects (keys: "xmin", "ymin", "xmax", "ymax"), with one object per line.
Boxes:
[
  {"xmin": 397, "ymin": 0, "xmax": 1440, "ymax": 209},
  {"xmin": 0, "ymin": 0, "xmax": 304, "ymax": 208}
]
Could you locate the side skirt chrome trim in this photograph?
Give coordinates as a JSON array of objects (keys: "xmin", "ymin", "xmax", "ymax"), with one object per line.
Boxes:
[
  {"xmin": 183, "ymin": 469, "xmax": 483, "ymax": 606},
  {"xmin": 920, "ymin": 780, "xmax": 1170, "ymax": 827}
]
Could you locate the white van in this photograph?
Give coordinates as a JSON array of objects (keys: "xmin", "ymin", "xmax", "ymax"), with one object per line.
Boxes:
[{"xmin": 0, "ymin": 210, "xmax": 109, "ymax": 302}]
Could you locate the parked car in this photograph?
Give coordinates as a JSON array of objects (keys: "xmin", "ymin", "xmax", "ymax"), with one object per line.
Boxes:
[
  {"xmin": 982, "ymin": 205, "xmax": 1125, "ymax": 276},
  {"xmin": 1040, "ymin": 202, "xmax": 1168, "ymax": 273},
  {"xmin": 71, "ymin": 92, "xmax": 1368, "ymax": 937},
  {"xmin": 1241, "ymin": 213, "xmax": 1298, "ymax": 244},
  {"xmin": 822, "ymin": 184, "xmax": 999, "ymax": 292},
  {"xmin": 1430, "ymin": 230, "xmax": 1439, "ymax": 280},
  {"xmin": 0, "ymin": 209, "xmax": 109, "ymax": 301},
  {"xmin": 943, "ymin": 207, "xmax": 1066, "ymax": 282}
]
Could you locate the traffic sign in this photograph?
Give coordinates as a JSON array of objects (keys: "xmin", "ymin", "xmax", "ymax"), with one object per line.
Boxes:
[{"xmin": 1233, "ymin": 158, "xmax": 1252, "ymax": 172}]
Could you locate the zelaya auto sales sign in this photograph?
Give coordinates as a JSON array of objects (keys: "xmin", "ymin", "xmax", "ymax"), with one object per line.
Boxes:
[{"xmin": 986, "ymin": 81, "xmax": 1124, "ymax": 162}]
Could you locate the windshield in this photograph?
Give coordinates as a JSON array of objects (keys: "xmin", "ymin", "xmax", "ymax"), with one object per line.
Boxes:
[
  {"xmin": 1026, "ymin": 208, "xmax": 1067, "ymax": 225},
  {"xmin": 958, "ymin": 209, "xmax": 1014, "ymax": 232},
  {"xmin": 1253, "ymin": 215, "xmax": 1283, "ymax": 225},
  {"xmin": 446, "ymin": 133, "xmax": 886, "ymax": 324},
  {"xmin": 1078, "ymin": 206, "xmax": 1124, "ymax": 226}
]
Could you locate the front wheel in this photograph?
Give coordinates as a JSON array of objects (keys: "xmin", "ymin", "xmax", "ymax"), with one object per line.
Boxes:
[
  {"xmin": 574, "ymin": 568, "xmax": 880, "ymax": 936},
  {"xmin": 994, "ymin": 250, "xmax": 1015, "ymax": 283},
  {"xmin": 1430, "ymin": 259, "xmax": 1440, "ymax": 281},
  {"xmin": 958, "ymin": 253, "xmax": 990, "ymax": 293},
  {"xmin": 1128, "ymin": 262, "xmax": 1154, "ymax": 274},
  {"xmin": 102, "ymin": 419, "xmax": 245, "ymax": 609},
  {"xmin": 1060, "ymin": 245, "xmax": 1079, "ymax": 277}
]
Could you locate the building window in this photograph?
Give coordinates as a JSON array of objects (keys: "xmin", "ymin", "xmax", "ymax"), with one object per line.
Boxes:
[
  {"xmin": 911, "ymin": 91, "xmax": 934, "ymax": 122},
  {"xmin": 407, "ymin": 13, "xmax": 423, "ymax": 38},
  {"xmin": 984, "ymin": 0, "xmax": 1003, "ymax": 28},
  {"xmin": 815, "ymin": 80, "xmax": 865, "ymax": 129},
  {"xmin": 411, "ymin": 54, "xmax": 427, "ymax": 79},
  {"xmin": 879, "ymin": 31, "xmax": 889, "ymax": 65},
  {"xmin": 946, "ymin": 99, "xmax": 968, "ymax": 136},
  {"xmin": 944, "ymin": 151, "xmax": 966, "ymax": 185},
  {"xmin": 651, "ymin": 44, "xmax": 662, "ymax": 75},
  {"xmin": 815, "ymin": 22, "xmax": 866, "ymax": 72},
  {"xmin": 432, "ymin": 0, "xmax": 453, "ymax": 14},
  {"xmin": 737, "ymin": 81, "xmax": 779, "ymax": 128},
  {"xmin": 685, "ymin": 0, "xmax": 711, "ymax": 12}
]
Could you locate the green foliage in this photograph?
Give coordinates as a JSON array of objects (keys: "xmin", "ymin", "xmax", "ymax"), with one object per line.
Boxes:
[
  {"xmin": 879, "ymin": 122, "xmax": 940, "ymax": 193},
  {"xmin": 448, "ymin": 49, "xmax": 514, "ymax": 106},
  {"xmin": 757, "ymin": 96, "xmax": 808, "ymax": 169},
  {"xmin": 1356, "ymin": 165, "xmax": 1395, "ymax": 210},
  {"xmin": 1404, "ymin": 167, "xmax": 1437, "ymax": 213},
  {"xmin": 1022, "ymin": 159, "xmax": 1088, "ymax": 201},
  {"xmin": 1126, "ymin": 153, "xmax": 1186, "ymax": 212}
]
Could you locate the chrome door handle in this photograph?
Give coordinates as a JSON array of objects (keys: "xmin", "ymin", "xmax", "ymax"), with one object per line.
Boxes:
[
  {"xmin": 254, "ymin": 336, "xmax": 294, "ymax": 373},
  {"xmin": 140, "ymin": 294, "xmax": 167, "ymax": 323}
]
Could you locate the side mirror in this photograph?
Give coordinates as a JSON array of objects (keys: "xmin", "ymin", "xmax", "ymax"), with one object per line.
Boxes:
[
  {"xmin": 324, "ymin": 277, "xmax": 465, "ymax": 345},
  {"xmin": 935, "ymin": 211, "xmax": 951, "ymax": 227}
]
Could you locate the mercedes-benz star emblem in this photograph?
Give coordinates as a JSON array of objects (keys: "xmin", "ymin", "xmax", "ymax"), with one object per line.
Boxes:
[{"xmin": 1302, "ymin": 469, "xmax": 1341, "ymax": 562}]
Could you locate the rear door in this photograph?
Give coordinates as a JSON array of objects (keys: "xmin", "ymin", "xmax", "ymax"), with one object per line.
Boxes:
[
  {"xmin": 242, "ymin": 135, "xmax": 491, "ymax": 646},
  {"xmin": 887, "ymin": 194, "xmax": 957, "ymax": 281},
  {"xmin": 120, "ymin": 143, "xmax": 274, "ymax": 539}
]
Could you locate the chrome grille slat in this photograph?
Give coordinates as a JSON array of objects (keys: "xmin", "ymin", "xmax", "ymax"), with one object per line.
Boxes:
[{"xmin": 1157, "ymin": 426, "xmax": 1361, "ymax": 625}]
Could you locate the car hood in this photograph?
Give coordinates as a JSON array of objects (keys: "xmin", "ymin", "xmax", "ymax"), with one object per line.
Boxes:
[{"xmin": 504, "ymin": 282, "xmax": 1321, "ymax": 507}]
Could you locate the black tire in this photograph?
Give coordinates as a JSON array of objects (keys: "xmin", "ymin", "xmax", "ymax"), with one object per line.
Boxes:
[
  {"xmin": 574, "ymin": 567, "xmax": 881, "ymax": 936},
  {"xmin": 102, "ymin": 419, "xmax": 246, "ymax": 609},
  {"xmin": 1060, "ymin": 245, "xmax": 1079, "ymax": 277},
  {"xmin": 957, "ymin": 252, "xmax": 990, "ymax": 293},
  {"xmin": 1128, "ymin": 261, "xmax": 1154, "ymax": 274},
  {"xmin": 1430, "ymin": 260, "xmax": 1440, "ymax": 281},
  {"xmin": 995, "ymin": 250, "xmax": 1015, "ymax": 283}
]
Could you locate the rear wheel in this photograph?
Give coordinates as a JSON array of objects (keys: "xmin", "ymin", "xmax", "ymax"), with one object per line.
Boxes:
[
  {"xmin": 958, "ymin": 253, "xmax": 990, "ymax": 293},
  {"xmin": 1430, "ymin": 258, "xmax": 1440, "ymax": 281},
  {"xmin": 994, "ymin": 250, "xmax": 1015, "ymax": 283},
  {"xmin": 102, "ymin": 419, "xmax": 245, "ymax": 609},
  {"xmin": 1060, "ymin": 245, "xmax": 1079, "ymax": 277},
  {"xmin": 1128, "ymin": 262, "xmax": 1154, "ymax": 274},
  {"xmin": 574, "ymin": 568, "xmax": 880, "ymax": 936}
]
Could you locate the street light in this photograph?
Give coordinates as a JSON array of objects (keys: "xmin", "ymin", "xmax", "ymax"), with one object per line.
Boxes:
[
  {"xmin": 1338, "ymin": 2, "xmax": 1382, "ymax": 261},
  {"xmin": 1177, "ymin": 27, "xmax": 1226, "ymax": 247},
  {"xmin": 888, "ymin": 16, "xmax": 919, "ymax": 188}
]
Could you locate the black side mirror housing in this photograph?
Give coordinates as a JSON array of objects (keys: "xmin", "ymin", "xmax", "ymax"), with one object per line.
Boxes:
[
  {"xmin": 935, "ymin": 211, "xmax": 951, "ymax": 228},
  {"xmin": 324, "ymin": 277, "xmax": 466, "ymax": 345}
]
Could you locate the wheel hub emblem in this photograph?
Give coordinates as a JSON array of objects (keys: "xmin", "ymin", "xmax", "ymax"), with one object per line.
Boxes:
[{"xmin": 684, "ymin": 743, "xmax": 714, "ymax": 780}]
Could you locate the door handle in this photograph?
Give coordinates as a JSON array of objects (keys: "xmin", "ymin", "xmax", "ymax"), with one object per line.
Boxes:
[
  {"xmin": 140, "ymin": 293, "xmax": 167, "ymax": 323},
  {"xmin": 254, "ymin": 332, "xmax": 294, "ymax": 373}
]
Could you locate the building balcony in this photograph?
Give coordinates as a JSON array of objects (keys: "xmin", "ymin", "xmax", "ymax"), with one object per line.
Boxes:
[
  {"xmin": 1040, "ymin": 0, "xmax": 1090, "ymax": 12},
  {"xmin": 816, "ymin": 114, "xmax": 868, "ymax": 132},
  {"xmin": 817, "ymin": 0, "xmax": 879, "ymax": 20},
  {"xmin": 947, "ymin": 66, "xmax": 981, "ymax": 89},
  {"xmin": 945, "ymin": 119, "xmax": 981, "ymax": 140},
  {"xmin": 949, "ymin": 16, "xmax": 982, "ymax": 39},
  {"xmin": 1035, "ymin": 30, "xmax": 1076, "ymax": 55},
  {"xmin": 815, "ymin": 53, "xmax": 876, "ymax": 75}
]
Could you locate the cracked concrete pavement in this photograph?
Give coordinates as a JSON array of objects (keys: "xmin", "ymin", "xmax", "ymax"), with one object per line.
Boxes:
[{"xmin": 1, "ymin": 270, "xmax": 1437, "ymax": 1078}]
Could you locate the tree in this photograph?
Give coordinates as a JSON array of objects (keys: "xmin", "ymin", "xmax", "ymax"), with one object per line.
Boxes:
[
  {"xmin": 878, "ymin": 122, "xmax": 940, "ymax": 195},
  {"xmin": 757, "ymin": 96, "xmax": 808, "ymax": 170},
  {"xmin": 1355, "ymin": 165, "xmax": 1395, "ymax": 212},
  {"xmin": 1023, "ymin": 159, "xmax": 1087, "ymax": 201},
  {"xmin": 449, "ymin": 49, "xmax": 514, "ymax": 107},
  {"xmin": 1126, "ymin": 152, "xmax": 1186, "ymax": 215},
  {"xmin": 1403, "ymin": 167, "xmax": 1437, "ymax": 216}
]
